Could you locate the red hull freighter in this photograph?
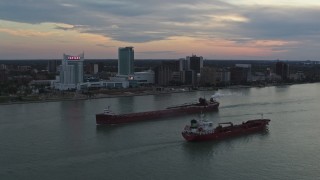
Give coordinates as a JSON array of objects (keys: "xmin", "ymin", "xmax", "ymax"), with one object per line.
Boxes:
[
  {"xmin": 96, "ymin": 98, "xmax": 219, "ymax": 125},
  {"xmin": 182, "ymin": 115, "xmax": 270, "ymax": 142}
]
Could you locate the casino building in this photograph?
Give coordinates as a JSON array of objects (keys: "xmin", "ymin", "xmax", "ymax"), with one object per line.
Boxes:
[
  {"xmin": 54, "ymin": 53, "xmax": 130, "ymax": 90},
  {"xmin": 55, "ymin": 53, "xmax": 84, "ymax": 90}
]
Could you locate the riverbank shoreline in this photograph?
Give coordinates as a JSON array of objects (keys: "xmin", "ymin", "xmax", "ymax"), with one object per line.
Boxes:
[
  {"xmin": 0, "ymin": 89, "xmax": 198, "ymax": 105},
  {"xmin": 0, "ymin": 83, "xmax": 302, "ymax": 105}
]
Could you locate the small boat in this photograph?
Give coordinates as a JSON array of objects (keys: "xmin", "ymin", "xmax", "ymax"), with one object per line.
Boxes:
[{"xmin": 182, "ymin": 115, "xmax": 270, "ymax": 142}]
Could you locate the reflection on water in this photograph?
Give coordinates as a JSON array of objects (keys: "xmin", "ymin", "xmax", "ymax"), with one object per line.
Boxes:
[
  {"xmin": 116, "ymin": 96, "xmax": 135, "ymax": 114},
  {"xmin": 2, "ymin": 83, "xmax": 320, "ymax": 180},
  {"xmin": 59, "ymin": 101, "xmax": 87, "ymax": 148},
  {"xmin": 95, "ymin": 125, "xmax": 120, "ymax": 136}
]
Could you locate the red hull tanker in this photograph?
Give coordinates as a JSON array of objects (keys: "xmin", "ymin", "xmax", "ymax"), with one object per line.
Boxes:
[
  {"xmin": 96, "ymin": 98, "xmax": 219, "ymax": 125},
  {"xmin": 182, "ymin": 117, "xmax": 270, "ymax": 142}
]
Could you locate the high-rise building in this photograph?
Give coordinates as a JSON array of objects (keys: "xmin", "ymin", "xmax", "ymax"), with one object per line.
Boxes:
[
  {"xmin": 185, "ymin": 55, "xmax": 203, "ymax": 86},
  {"xmin": 56, "ymin": 53, "xmax": 84, "ymax": 90},
  {"xmin": 0, "ymin": 69, "xmax": 8, "ymax": 82},
  {"xmin": 275, "ymin": 62, "xmax": 289, "ymax": 80},
  {"xmin": 200, "ymin": 67, "xmax": 217, "ymax": 86},
  {"xmin": 118, "ymin": 47, "xmax": 134, "ymax": 75},
  {"xmin": 179, "ymin": 58, "xmax": 187, "ymax": 71},
  {"xmin": 0, "ymin": 64, "xmax": 7, "ymax": 70},
  {"xmin": 154, "ymin": 65, "xmax": 173, "ymax": 86},
  {"xmin": 187, "ymin": 55, "xmax": 203, "ymax": 74},
  {"xmin": 47, "ymin": 60, "xmax": 59, "ymax": 73},
  {"xmin": 183, "ymin": 70, "xmax": 195, "ymax": 85},
  {"xmin": 94, "ymin": 64, "xmax": 99, "ymax": 74},
  {"xmin": 216, "ymin": 68, "xmax": 231, "ymax": 85},
  {"xmin": 230, "ymin": 64, "xmax": 252, "ymax": 84},
  {"xmin": 154, "ymin": 60, "xmax": 180, "ymax": 86}
]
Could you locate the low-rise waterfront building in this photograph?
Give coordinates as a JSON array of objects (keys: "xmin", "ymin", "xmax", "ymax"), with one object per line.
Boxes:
[{"xmin": 134, "ymin": 70, "xmax": 155, "ymax": 85}]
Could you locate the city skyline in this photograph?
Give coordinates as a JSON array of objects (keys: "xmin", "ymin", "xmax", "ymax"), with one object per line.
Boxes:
[{"xmin": 1, "ymin": 1, "xmax": 320, "ymax": 60}]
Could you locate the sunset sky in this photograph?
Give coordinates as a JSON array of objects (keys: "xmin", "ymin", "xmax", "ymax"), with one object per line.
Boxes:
[{"xmin": 1, "ymin": 0, "xmax": 320, "ymax": 60}]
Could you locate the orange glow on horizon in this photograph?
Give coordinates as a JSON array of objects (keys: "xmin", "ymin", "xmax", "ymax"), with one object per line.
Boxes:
[{"xmin": 0, "ymin": 21, "xmax": 298, "ymax": 59}]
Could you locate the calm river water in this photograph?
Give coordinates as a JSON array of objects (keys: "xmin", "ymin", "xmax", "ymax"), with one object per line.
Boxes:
[{"xmin": 1, "ymin": 83, "xmax": 320, "ymax": 180}]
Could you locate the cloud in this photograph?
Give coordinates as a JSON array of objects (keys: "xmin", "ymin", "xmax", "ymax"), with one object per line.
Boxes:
[
  {"xmin": 60, "ymin": 3, "xmax": 77, "ymax": 8},
  {"xmin": 0, "ymin": 27, "xmax": 57, "ymax": 37},
  {"xmin": 136, "ymin": 50, "xmax": 177, "ymax": 55},
  {"xmin": 1, "ymin": 0, "xmax": 320, "ymax": 61},
  {"xmin": 111, "ymin": 25, "xmax": 119, "ymax": 29},
  {"xmin": 54, "ymin": 24, "xmax": 88, "ymax": 31},
  {"xmin": 0, "ymin": 0, "xmax": 238, "ymax": 42},
  {"xmin": 237, "ymin": 7, "xmax": 320, "ymax": 40},
  {"xmin": 0, "ymin": 0, "xmax": 70, "ymax": 24},
  {"xmin": 96, "ymin": 44, "xmax": 115, "ymax": 48}
]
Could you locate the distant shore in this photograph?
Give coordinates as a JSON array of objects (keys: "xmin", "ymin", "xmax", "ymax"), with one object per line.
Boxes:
[
  {"xmin": 0, "ymin": 83, "xmax": 302, "ymax": 105},
  {"xmin": 0, "ymin": 89, "xmax": 197, "ymax": 105}
]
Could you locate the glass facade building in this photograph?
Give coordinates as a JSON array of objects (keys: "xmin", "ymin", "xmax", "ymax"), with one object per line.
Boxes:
[{"xmin": 118, "ymin": 47, "xmax": 134, "ymax": 75}]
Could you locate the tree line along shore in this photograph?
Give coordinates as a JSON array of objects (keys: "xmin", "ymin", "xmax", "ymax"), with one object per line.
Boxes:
[{"xmin": 0, "ymin": 82, "xmax": 303, "ymax": 105}]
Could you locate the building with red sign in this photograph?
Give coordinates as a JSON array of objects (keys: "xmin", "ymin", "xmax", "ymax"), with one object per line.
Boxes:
[{"xmin": 55, "ymin": 53, "xmax": 84, "ymax": 90}]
